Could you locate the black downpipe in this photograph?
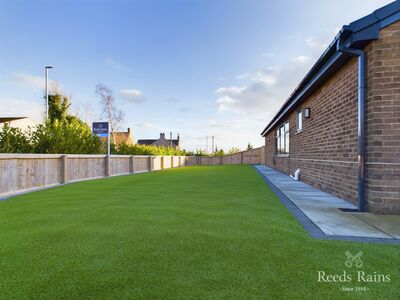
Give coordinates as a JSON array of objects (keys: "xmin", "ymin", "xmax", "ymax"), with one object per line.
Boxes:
[{"xmin": 336, "ymin": 39, "xmax": 366, "ymax": 212}]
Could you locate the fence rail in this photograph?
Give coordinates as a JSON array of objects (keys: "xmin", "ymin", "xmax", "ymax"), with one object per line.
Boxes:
[{"xmin": 0, "ymin": 146, "xmax": 265, "ymax": 197}]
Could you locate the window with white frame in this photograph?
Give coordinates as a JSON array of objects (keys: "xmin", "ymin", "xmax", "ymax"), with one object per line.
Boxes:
[
  {"xmin": 276, "ymin": 122, "xmax": 289, "ymax": 155},
  {"xmin": 296, "ymin": 110, "xmax": 302, "ymax": 132}
]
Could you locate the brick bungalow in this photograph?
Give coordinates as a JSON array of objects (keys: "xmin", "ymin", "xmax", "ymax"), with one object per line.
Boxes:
[{"xmin": 261, "ymin": 1, "xmax": 400, "ymax": 214}]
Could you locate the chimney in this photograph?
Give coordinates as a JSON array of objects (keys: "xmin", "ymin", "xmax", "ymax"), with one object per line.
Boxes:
[
  {"xmin": 160, "ymin": 132, "xmax": 165, "ymax": 139},
  {"xmin": 127, "ymin": 128, "xmax": 130, "ymax": 134}
]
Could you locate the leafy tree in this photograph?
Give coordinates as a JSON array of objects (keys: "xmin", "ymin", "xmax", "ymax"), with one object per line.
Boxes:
[
  {"xmin": 48, "ymin": 94, "xmax": 70, "ymax": 123},
  {"xmin": 115, "ymin": 143, "xmax": 182, "ymax": 156},
  {"xmin": 29, "ymin": 93, "xmax": 102, "ymax": 154},
  {"xmin": 113, "ymin": 143, "xmax": 205, "ymax": 156},
  {"xmin": 0, "ymin": 92, "xmax": 102, "ymax": 154},
  {"xmin": 227, "ymin": 147, "xmax": 241, "ymax": 155},
  {"xmin": 192, "ymin": 149, "xmax": 207, "ymax": 156},
  {"xmin": 247, "ymin": 143, "xmax": 253, "ymax": 150},
  {"xmin": 31, "ymin": 119, "xmax": 101, "ymax": 154},
  {"xmin": 212, "ymin": 147, "xmax": 225, "ymax": 156},
  {"xmin": 0, "ymin": 124, "xmax": 32, "ymax": 153}
]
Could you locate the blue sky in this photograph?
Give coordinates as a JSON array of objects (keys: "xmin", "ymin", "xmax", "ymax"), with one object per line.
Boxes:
[{"xmin": 0, "ymin": 0, "xmax": 393, "ymax": 151}]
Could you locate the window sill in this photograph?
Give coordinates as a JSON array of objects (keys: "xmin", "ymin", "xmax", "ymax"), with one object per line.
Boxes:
[
  {"xmin": 295, "ymin": 129, "xmax": 303, "ymax": 134},
  {"xmin": 276, "ymin": 154, "xmax": 289, "ymax": 158}
]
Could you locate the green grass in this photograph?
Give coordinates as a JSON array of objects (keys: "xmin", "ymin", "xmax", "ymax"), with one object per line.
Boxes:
[{"xmin": 0, "ymin": 165, "xmax": 399, "ymax": 299}]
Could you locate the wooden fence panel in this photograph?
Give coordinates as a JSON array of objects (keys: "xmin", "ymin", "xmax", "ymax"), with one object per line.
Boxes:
[
  {"xmin": 0, "ymin": 147, "xmax": 265, "ymax": 197},
  {"xmin": 67, "ymin": 156, "xmax": 105, "ymax": 182},
  {"xmin": 152, "ymin": 156, "xmax": 162, "ymax": 171},
  {"xmin": 133, "ymin": 156, "xmax": 151, "ymax": 173},
  {"xmin": 110, "ymin": 156, "xmax": 130, "ymax": 176},
  {"xmin": 163, "ymin": 156, "xmax": 172, "ymax": 169}
]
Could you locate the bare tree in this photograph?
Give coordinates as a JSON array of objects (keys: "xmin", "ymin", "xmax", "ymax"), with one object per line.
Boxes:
[
  {"xmin": 82, "ymin": 103, "xmax": 96, "ymax": 125},
  {"xmin": 95, "ymin": 83, "xmax": 124, "ymax": 144}
]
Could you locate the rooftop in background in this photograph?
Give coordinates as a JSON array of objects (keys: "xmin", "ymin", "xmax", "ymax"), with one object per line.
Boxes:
[
  {"xmin": 0, "ymin": 117, "xmax": 27, "ymax": 123},
  {"xmin": 0, "ymin": 117, "xmax": 38, "ymax": 131},
  {"xmin": 137, "ymin": 132, "xmax": 180, "ymax": 148}
]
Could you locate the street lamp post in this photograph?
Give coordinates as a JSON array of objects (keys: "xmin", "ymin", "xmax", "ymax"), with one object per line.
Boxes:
[{"xmin": 45, "ymin": 66, "xmax": 53, "ymax": 121}]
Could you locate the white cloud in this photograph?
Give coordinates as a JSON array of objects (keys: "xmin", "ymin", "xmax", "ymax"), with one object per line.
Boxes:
[
  {"xmin": 11, "ymin": 73, "xmax": 57, "ymax": 91},
  {"xmin": 236, "ymin": 72, "xmax": 252, "ymax": 80},
  {"xmin": 254, "ymin": 69, "xmax": 278, "ymax": 86},
  {"xmin": 0, "ymin": 97, "xmax": 43, "ymax": 123},
  {"xmin": 105, "ymin": 57, "xmax": 130, "ymax": 72},
  {"xmin": 208, "ymin": 120, "xmax": 241, "ymax": 128},
  {"xmin": 291, "ymin": 56, "xmax": 310, "ymax": 63},
  {"xmin": 215, "ymin": 55, "xmax": 314, "ymax": 120},
  {"xmin": 134, "ymin": 122, "xmax": 158, "ymax": 129},
  {"xmin": 305, "ymin": 36, "xmax": 329, "ymax": 50},
  {"xmin": 215, "ymin": 84, "xmax": 278, "ymax": 117},
  {"xmin": 119, "ymin": 89, "xmax": 145, "ymax": 103},
  {"xmin": 325, "ymin": 27, "xmax": 341, "ymax": 35},
  {"xmin": 236, "ymin": 68, "xmax": 278, "ymax": 86}
]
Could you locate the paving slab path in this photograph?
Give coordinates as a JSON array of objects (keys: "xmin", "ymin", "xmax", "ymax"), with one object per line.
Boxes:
[{"xmin": 254, "ymin": 165, "xmax": 400, "ymax": 244}]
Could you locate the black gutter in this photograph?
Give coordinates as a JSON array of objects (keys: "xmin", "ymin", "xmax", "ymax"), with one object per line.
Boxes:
[{"xmin": 336, "ymin": 38, "xmax": 366, "ymax": 212}]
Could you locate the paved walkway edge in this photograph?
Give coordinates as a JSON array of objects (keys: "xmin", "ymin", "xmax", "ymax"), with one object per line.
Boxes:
[{"xmin": 253, "ymin": 165, "xmax": 400, "ymax": 245}]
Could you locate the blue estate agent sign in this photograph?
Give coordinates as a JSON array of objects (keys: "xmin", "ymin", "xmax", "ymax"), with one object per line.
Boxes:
[{"xmin": 92, "ymin": 122, "xmax": 109, "ymax": 137}]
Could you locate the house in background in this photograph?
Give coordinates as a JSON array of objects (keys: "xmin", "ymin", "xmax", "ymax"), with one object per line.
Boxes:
[
  {"xmin": 0, "ymin": 117, "xmax": 38, "ymax": 131},
  {"xmin": 100, "ymin": 128, "xmax": 134, "ymax": 148},
  {"xmin": 112, "ymin": 128, "xmax": 134, "ymax": 147},
  {"xmin": 261, "ymin": 1, "xmax": 400, "ymax": 214},
  {"xmin": 137, "ymin": 132, "xmax": 180, "ymax": 149}
]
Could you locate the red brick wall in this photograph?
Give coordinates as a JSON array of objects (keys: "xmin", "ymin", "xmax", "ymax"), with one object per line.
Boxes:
[{"xmin": 264, "ymin": 21, "xmax": 400, "ymax": 214}]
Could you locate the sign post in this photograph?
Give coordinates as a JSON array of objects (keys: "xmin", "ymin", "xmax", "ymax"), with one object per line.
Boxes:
[{"xmin": 92, "ymin": 122, "xmax": 110, "ymax": 156}]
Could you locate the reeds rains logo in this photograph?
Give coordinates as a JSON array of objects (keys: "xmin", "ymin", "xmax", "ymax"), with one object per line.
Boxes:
[
  {"xmin": 317, "ymin": 251, "xmax": 391, "ymax": 287},
  {"xmin": 344, "ymin": 251, "xmax": 363, "ymax": 268}
]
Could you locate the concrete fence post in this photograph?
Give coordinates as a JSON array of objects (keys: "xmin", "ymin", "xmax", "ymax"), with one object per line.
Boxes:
[
  {"xmin": 129, "ymin": 156, "xmax": 135, "ymax": 173},
  {"xmin": 161, "ymin": 156, "xmax": 164, "ymax": 170},
  {"xmin": 179, "ymin": 156, "xmax": 181, "ymax": 167},
  {"xmin": 240, "ymin": 152, "xmax": 243, "ymax": 165},
  {"xmin": 61, "ymin": 155, "xmax": 68, "ymax": 184},
  {"xmin": 220, "ymin": 156, "xmax": 222, "ymax": 165},
  {"xmin": 105, "ymin": 155, "xmax": 111, "ymax": 177},
  {"xmin": 148, "ymin": 156, "xmax": 152, "ymax": 171}
]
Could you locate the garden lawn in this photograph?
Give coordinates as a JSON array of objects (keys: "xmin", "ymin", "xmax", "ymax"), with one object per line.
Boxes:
[{"xmin": 0, "ymin": 165, "xmax": 399, "ymax": 299}]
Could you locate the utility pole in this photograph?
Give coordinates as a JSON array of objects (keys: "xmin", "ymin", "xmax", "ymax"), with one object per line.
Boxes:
[
  {"xmin": 45, "ymin": 66, "xmax": 53, "ymax": 121},
  {"xmin": 212, "ymin": 136, "xmax": 215, "ymax": 155},
  {"xmin": 170, "ymin": 132, "xmax": 172, "ymax": 147}
]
